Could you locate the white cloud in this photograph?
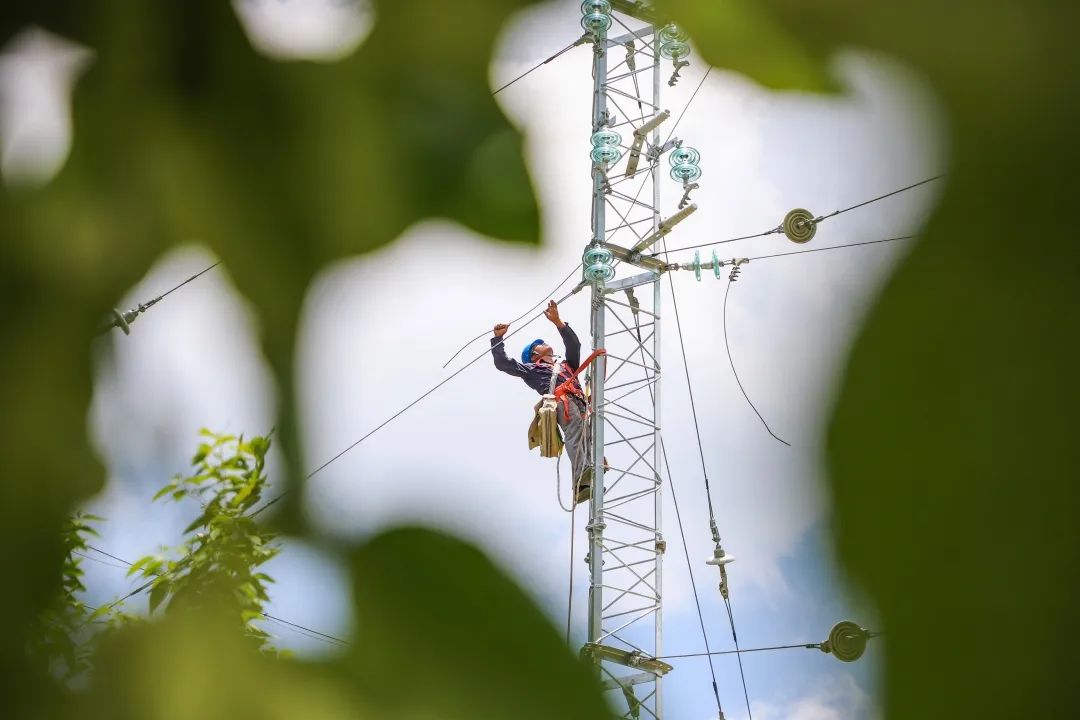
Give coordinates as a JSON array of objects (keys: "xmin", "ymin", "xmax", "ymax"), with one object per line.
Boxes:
[
  {"xmin": 296, "ymin": 3, "xmax": 944, "ymax": 620},
  {"xmin": 0, "ymin": 27, "xmax": 91, "ymax": 186},
  {"xmin": 739, "ymin": 672, "xmax": 879, "ymax": 720},
  {"xmin": 232, "ymin": 0, "xmax": 372, "ymax": 61},
  {"xmin": 62, "ymin": 0, "xmax": 943, "ymax": 667}
]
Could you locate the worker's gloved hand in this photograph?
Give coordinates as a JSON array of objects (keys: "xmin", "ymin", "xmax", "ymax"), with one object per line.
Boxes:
[
  {"xmin": 544, "ymin": 300, "xmax": 565, "ymax": 328},
  {"xmin": 493, "ymin": 323, "xmax": 509, "ymax": 337}
]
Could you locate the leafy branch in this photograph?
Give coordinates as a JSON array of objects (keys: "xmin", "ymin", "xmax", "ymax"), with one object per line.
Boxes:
[
  {"xmin": 28, "ymin": 513, "xmax": 129, "ymax": 682},
  {"xmin": 130, "ymin": 430, "xmax": 279, "ymax": 649}
]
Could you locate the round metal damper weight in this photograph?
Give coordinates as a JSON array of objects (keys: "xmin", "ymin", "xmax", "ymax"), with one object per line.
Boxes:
[
  {"xmin": 782, "ymin": 208, "xmax": 816, "ymax": 244},
  {"xmin": 822, "ymin": 621, "xmax": 869, "ymax": 663}
]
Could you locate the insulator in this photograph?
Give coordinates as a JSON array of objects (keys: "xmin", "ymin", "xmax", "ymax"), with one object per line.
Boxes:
[
  {"xmin": 669, "ymin": 146, "xmax": 701, "ymax": 166},
  {"xmin": 590, "ymin": 129, "xmax": 622, "ymax": 148},
  {"xmin": 659, "ymin": 39, "xmax": 691, "ymax": 61},
  {"xmin": 583, "ymin": 245, "xmax": 614, "ymax": 267},
  {"xmin": 821, "ymin": 621, "xmax": 869, "ymax": 663},
  {"xmin": 693, "ymin": 250, "xmax": 702, "ymax": 281},
  {"xmin": 581, "ymin": 0, "xmax": 611, "ymax": 13},
  {"xmin": 706, "ymin": 546, "xmax": 735, "ymax": 567},
  {"xmin": 782, "ymin": 208, "xmax": 816, "ymax": 243},
  {"xmin": 658, "ymin": 23, "xmax": 688, "ymax": 44},
  {"xmin": 584, "ymin": 262, "xmax": 616, "ymax": 283},
  {"xmin": 712, "ymin": 250, "xmax": 722, "ymax": 279},
  {"xmin": 590, "ymin": 145, "xmax": 622, "ymax": 164},
  {"xmin": 670, "ymin": 162, "xmax": 702, "ymax": 183},
  {"xmin": 581, "ymin": 11, "xmax": 612, "ymax": 34},
  {"xmin": 112, "ymin": 308, "xmax": 132, "ymax": 335}
]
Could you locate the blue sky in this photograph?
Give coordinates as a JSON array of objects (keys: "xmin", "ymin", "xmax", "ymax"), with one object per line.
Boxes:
[{"xmin": 2, "ymin": 1, "xmax": 944, "ymax": 717}]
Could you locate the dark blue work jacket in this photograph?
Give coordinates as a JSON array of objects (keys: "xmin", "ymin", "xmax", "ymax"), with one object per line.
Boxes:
[{"xmin": 491, "ymin": 323, "xmax": 583, "ymax": 398}]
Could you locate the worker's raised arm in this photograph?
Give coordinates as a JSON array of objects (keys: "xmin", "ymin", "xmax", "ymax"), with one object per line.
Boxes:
[
  {"xmin": 491, "ymin": 323, "xmax": 528, "ymax": 378},
  {"xmin": 545, "ymin": 300, "xmax": 580, "ymax": 368},
  {"xmin": 559, "ymin": 323, "xmax": 580, "ymax": 369}
]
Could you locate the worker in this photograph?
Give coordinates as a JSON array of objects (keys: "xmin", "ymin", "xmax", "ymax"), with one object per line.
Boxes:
[{"xmin": 492, "ymin": 300, "xmax": 593, "ymax": 502}]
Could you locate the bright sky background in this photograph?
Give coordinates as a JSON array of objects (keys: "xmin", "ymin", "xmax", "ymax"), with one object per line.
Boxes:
[{"xmin": 1, "ymin": 1, "xmax": 945, "ymax": 718}]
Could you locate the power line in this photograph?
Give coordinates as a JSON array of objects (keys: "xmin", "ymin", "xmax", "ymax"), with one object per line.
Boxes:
[
  {"xmin": 155, "ymin": 262, "xmax": 220, "ymax": 302},
  {"xmin": 660, "ymin": 233, "xmax": 745, "ymax": 717},
  {"xmin": 442, "ymin": 264, "xmax": 581, "ymax": 369},
  {"xmin": 94, "ymin": 275, "xmax": 588, "ymax": 614},
  {"xmin": 652, "ymin": 174, "xmax": 944, "ymax": 257},
  {"xmin": 746, "ymin": 235, "xmax": 913, "ymax": 262},
  {"xmin": 492, "ymin": 34, "xmax": 589, "ymax": 96},
  {"xmin": 86, "ymin": 544, "xmax": 135, "ymax": 566},
  {"xmin": 661, "ymin": 241, "xmax": 725, "ymax": 529},
  {"xmin": 659, "ymin": 439, "xmax": 725, "ymax": 717},
  {"xmin": 815, "ymin": 174, "xmax": 944, "ymax": 222},
  {"xmin": 250, "ymin": 277, "xmax": 589, "ymax": 517},
  {"xmin": 709, "ymin": 236, "xmax": 917, "ymax": 443},
  {"xmin": 664, "ymin": 67, "xmax": 711, "ymax": 142},
  {"xmin": 80, "ymin": 543, "xmax": 351, "ymax": 649},
  {"xmin": 98, "ymin": 261, "xmax": 221, "ymax": 335},
  {"xmin": 725, "ymin": 597, "xmax": 753, "ymax": 720},
  {"xmin": 72, "ymin": 550, "xmax": 129, "ymax": 571},
  {"xmin": 722, "ymin": 278, "xmax": 790, "ymax": 447},
  {"xmin": 656, "ymin": 641, "xmax": 821, "ymax": 661},
  {"xmin": 656, "ymin": 229, "xmax": 780, "ymax": 257},
  {"xmin": 260, "ymin": 612, "xmax": 349, "ymax": 648}
]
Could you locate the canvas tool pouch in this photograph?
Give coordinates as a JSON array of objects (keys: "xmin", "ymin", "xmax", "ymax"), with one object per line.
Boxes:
[{"xmin": 528, "ymin": 394, "xmax": 564, "ymax": 458}]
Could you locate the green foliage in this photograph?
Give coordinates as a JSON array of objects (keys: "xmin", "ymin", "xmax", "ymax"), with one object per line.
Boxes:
[
  {"xmin": 27, "ymin": 513, "xmax": 129, "ymax": 683},
  {"xmin": 131, "ymin": 430, "xmax": 279, "ymax": 647},
  {"xmin": 653, "ymin": 0, "xmax": 837, "ymax": 91},
  {"xmin": 1, "ymin": 0, "xmax": 1075, "ymax": 719}
]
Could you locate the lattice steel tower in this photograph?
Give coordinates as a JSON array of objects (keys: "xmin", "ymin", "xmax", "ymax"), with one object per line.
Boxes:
[{"xmin": 577, "ymin": 2, "xmax": 702, "ymax": 717}]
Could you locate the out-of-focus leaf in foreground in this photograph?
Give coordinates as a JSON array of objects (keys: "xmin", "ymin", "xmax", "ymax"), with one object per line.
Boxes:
[
  {"xmin": 653, "ymin": 0, "xmax": 836, "ymax": 91},
  {"xmin": 345, "ymin": 527, "xmax": 613, "ymax": 719},
  {"xmin": 1, "ymin": 0, "xmax": 537, "ymax": 709},
  {"xmin": 655, "ymin": 0, "xmax": 1076, "ymax": 716},
  {"xmin": 69, "ymin": 528, "xmax": 609, "ymax": 720},
  {"xmin": 669, "ymin": 1, "xmax": 1079, "ymax": 718}
]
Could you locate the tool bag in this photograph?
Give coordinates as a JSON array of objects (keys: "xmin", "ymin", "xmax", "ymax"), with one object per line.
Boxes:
[
  {"xmin": 528, "ymin": 358, "xmax": 567, "ymax": 458},
  {"xmin": 527, "ymin": 394, "xmax": 564, "ymax": 458}
]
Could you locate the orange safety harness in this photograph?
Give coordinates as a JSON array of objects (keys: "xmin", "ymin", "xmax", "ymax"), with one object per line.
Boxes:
[{"xmin": 553, "ymin": 348, "xmax": 606, "ymax": 417}]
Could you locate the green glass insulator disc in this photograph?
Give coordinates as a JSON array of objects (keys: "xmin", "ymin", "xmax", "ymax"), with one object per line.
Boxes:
[
  {"xmin": 659, "ymin": 39, "xmax": 690, "ymax": 61},
  {"xmin": 591, "ymin": 130, "xmax": 622, "ymax": 148},
  {"xmin": 584, "ymin": 262, "xmax": 616, "ymax": 283},
  {"xmin": 670, "ymin": 162, "xmax": 701, "ymax": 183},
  {"xmin": 583, "ymin": 246, "xmax": 614, "ymax": 267},
  {"xmin": 658, "ymin": 23, "xmax": 688, "ymax": 43},
  {"xmin": 581, "ymin": 12, "xmax": 612, "ymax": 34},
  {"xmin": 591, "ymin": 145, "xmax": 622, "ymax": 164},
  {"xmin": 669, "ymin": 146, "xmax": 700, "ymax": 166},
  {"xmin": 581, "ymin": 0, "xmax": 611, "ymax": 14}
]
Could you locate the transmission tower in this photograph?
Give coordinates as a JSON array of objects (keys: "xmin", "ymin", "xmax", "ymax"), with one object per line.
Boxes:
[{"xmin": 576, "ymin": 3, "xmax": 701, "ymax": 717}]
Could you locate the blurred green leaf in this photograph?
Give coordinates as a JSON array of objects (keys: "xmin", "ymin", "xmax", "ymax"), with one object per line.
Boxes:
[
  {"xmin": 345, "ymin": 527, "xmax": 613, "ymax": 720},
  {"xmin": 6, "ymin": 0, "xmax": 1072, "ymax": 718},
  {"xmin": 147, "ymin": 582, "xmax": 169, "ymax": 614},
  {"xmin": 0, "ymin": 2, "xmax": 540, "ymax": 693},
  {"xmin": 740, "ymin": 1, "xmax": 1080, "ymax": 718},
  {"xmin": 653, "ymin": 0, "xmax": 837, "ymax": 91},
  {"xmin": 125, "ymin": 556, "xmax": 155, "ymax": 578}
]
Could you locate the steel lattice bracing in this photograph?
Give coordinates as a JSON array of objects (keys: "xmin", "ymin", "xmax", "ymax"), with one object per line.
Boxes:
[{"xmin": 581, "ymin": 10, "xmax": 672, "ymax": 719}]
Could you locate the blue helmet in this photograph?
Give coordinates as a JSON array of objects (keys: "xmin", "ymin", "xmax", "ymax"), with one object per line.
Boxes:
[{"xmin": 521, "ymin": 339, "xmax": 545, "ymax": 364}]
